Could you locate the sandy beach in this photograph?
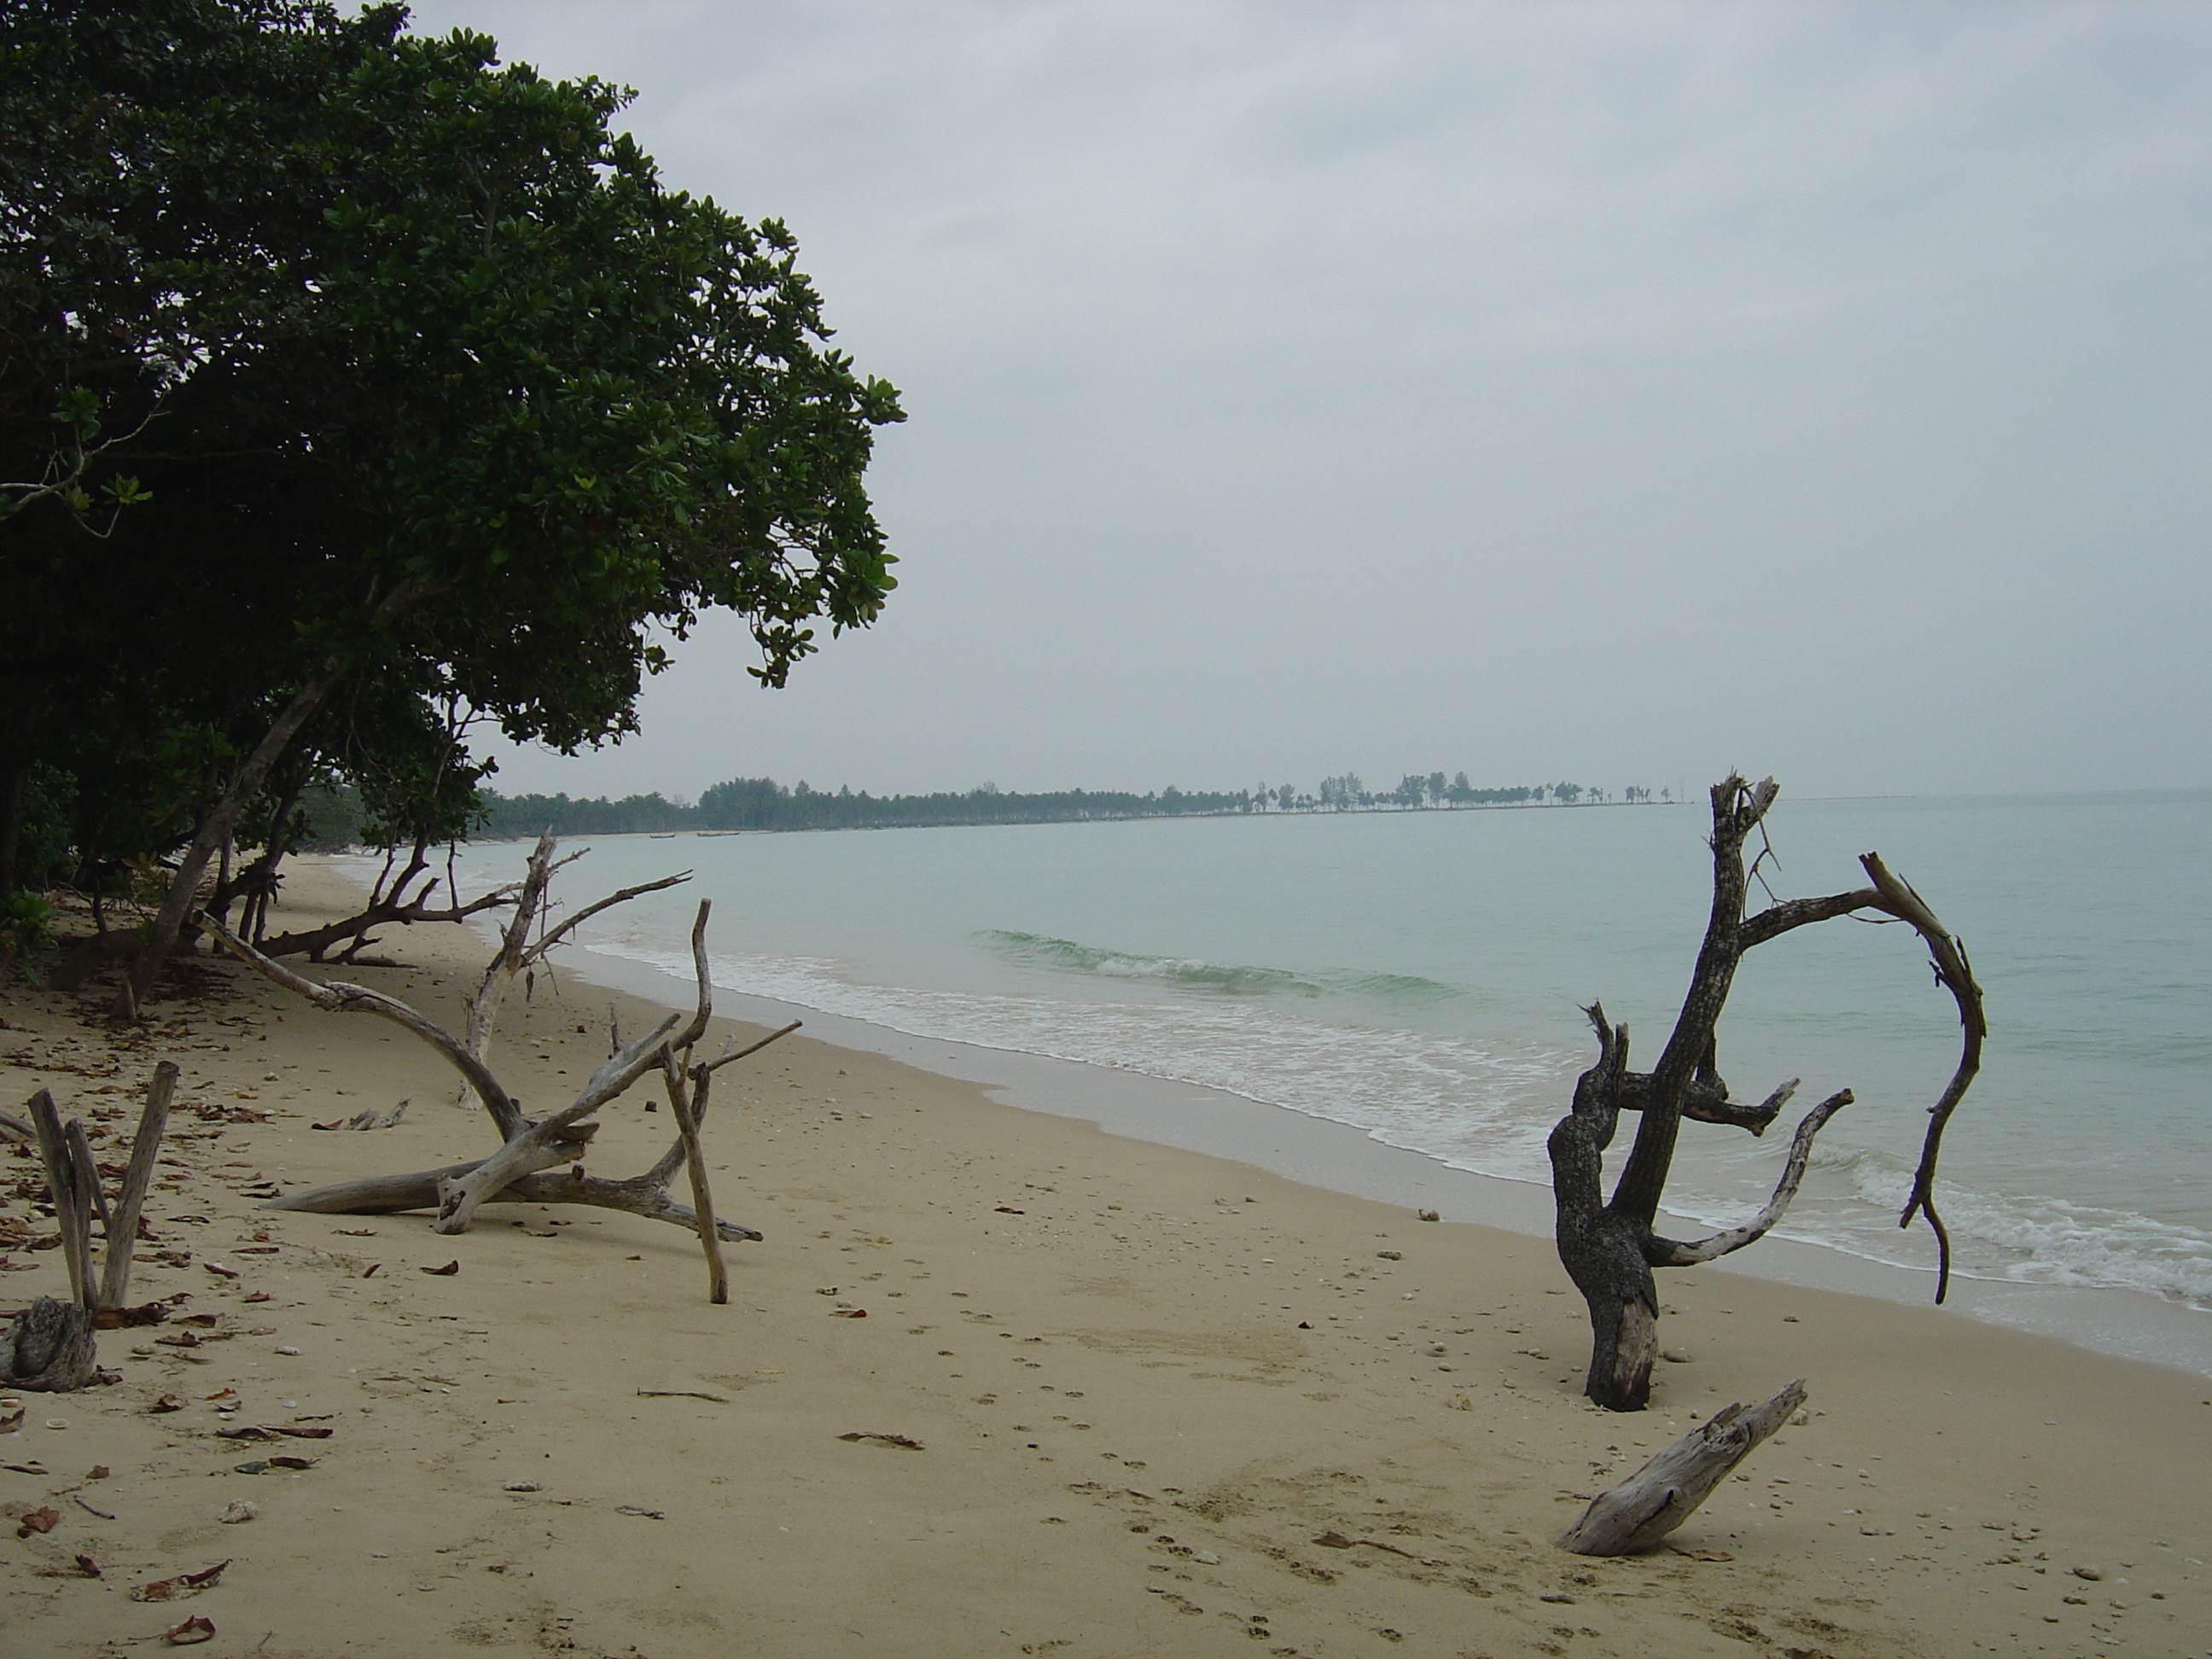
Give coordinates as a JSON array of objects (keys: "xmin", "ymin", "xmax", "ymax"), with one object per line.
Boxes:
[{"xmin": 3, "ymin": 859, "xmax": 2207, "ymax": 1659}]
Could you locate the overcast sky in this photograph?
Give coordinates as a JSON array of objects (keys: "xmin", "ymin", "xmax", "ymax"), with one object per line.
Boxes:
[{"xmin": 398, "ymin": 1, "xmax": 2209, "ymax": 801}]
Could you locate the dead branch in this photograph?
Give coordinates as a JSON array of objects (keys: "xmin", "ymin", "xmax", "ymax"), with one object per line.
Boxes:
[
  {"xmin": 428, "ymin": 898, "xmax": 710, "ymax": 1234},
  {"xmin": 98, "ymin": 1062, "xmax": 178, "ymax": 1308},
  {"xmin": 204, "ymin": 916, "xmax": 526, "ymax": 1139},
  {"xmin": 264, "ymin": 1160, "xmax": 762, "ymax": 1241},
  {"xmin": 1559, "ymin": 1380, "xmax": 1807, "ymax": 1555},
  {"xmin": 661, "ymin": 1049, "xmax": 728, "ymax": 1302},
  {"xmin": 1644, "ymin": 1090, "xmax": 1851, "ymax": 1266},
  {"xmin": 454, "ymin": 830, "xmax": 689, "ymax": 1104},
  {"xmin": 200, "ymin": 851, "xmax": 795, "ymax": 1286},
  {"xmin": 4, "ymin": 1062, "xmax": 179, "ymax": 1390}
]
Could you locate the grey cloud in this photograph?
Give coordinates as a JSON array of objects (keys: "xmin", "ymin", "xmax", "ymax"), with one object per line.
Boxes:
[{"xmin": 399, "ymin": 0, "xmax": 2209, "ymax": 799}]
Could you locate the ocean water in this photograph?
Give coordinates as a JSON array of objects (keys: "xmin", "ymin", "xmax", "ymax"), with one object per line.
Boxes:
[{"xmin": 449, "ymin": 790, "xmax": 2211, "ymax": 1327}]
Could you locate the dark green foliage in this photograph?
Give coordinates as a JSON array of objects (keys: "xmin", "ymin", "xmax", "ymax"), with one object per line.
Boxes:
[{"xmin": 0, "ymin": 2, "xmax": 901, "ymax": 928}]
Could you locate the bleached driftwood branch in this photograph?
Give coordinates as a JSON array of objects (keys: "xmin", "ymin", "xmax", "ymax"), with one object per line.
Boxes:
[
  {"xmin": 3, "ymin": 1062, "xmax": 178, "ymax": 1391},
  {"xmin": 201, "ymin": 860, "xmax": 799, "ymax": 1295},
  {"xmin": 1558, "ymin": 1380, "xmax": 1807, "ymax": 1556}
]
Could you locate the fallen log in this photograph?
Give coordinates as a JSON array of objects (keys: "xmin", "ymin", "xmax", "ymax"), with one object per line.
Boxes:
[
  {"xmin": 264, "ymin": 1158, "xmax": 762, "ymax": 1243},
  {"xmin": 1558, "ymin": 1379, "xmax": 1807, "ymax": 1556},
  {"xmin": 201, "ymin": 841, "xmax": 797, "ymax": 1295}
]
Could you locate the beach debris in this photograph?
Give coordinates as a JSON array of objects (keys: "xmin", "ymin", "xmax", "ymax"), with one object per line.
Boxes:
[
  {"xmin": 73, "ymin": 1492, "xmax": 117, "ymax": 1519},
  {"xmin": 203, "ymin": 848, "xmax": 794, "ymax": 1305},
  {"xmin": 614, "ymin": 1505, "xmax": 664, "ymax": 1519},
  {"xmin": 1670, "ymin": 1546, "xmax": 1733, "ymax": 1562},
  {"xmin": 1377, "ymin": 1250, "xmax": 1402, "ymax": 1260},
  {"xmin": 131, "ymin": 1561, "xmax": 230, "ymax": 1601},
  {"xmin": 421, "ymin": 1260, "xmax": 461, "ymax": 1276},
  {"xmin": 91, "ymin": 1301, "xmax": 171, "ymax": 1330},
  {"xmin": 1661, "ymin": 1348, "xmax": 1692, "ymax": 1364},
  {"xmin": 15, "ymin": 1505, "xmax": 61, "ymax": 1536},
  {"xmin": 1417, "ymin": 1209, "xmax": 1440, "ymax": 1222},
  {"xmin": 502, "ymin": 1480, "xmax": 544, "ymax": 1493},
  {"xmin": 832, "ymin": 1307, "xmax": 867, "ymax": 1318},
  {"xmin": 311, "ymin": 1098, "xmax": 410, "ymax": 1132},
  {"xmin": 161, "ymin": 1615, "xmax": 217, "ymax": 1645},
  {"xmin": 218, "ymin": 1500, "xmax": 258, "ymax": 1524},
  {"xmin": 1559, "ymin": 1379, "xmax": 1807, "ymax": 1556},
  {"xmin": 838, "ymin": 1431, "xmax": 924, "ymax": 1451},
  {"xmin": 5, "ymin": 1066, "xmax": 179, "ymax": 1393},
  {"xmin": 2071, "ymin": 1565, "xmax": 2104, "ymax": 1580},
  {"xmin": 636, "ymin": 1388, "xmax": 730, "ymax": 1403},
  {"xmin": 1547, "ymin": 774, "xmax": 1985, "ymax": 1412},
  {"xmin": 995, "ymin": 1206, "xmax": 1026, "ymax": 1214},
  {"xmin": 0, "ymin": 1409, "xmax": 20, "ymax": 1435}
]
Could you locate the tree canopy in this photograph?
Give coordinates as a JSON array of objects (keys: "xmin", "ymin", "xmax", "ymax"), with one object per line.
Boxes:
[{"xmin": 0, "ymin": 1, "xmax": 902, "ymax": 995}]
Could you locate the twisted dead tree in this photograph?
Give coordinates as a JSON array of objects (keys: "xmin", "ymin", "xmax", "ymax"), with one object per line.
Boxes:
[
  {"xmin": 202, "ymin": 893, "xmax": 798, "ymax": 1296},
  {"xmin": 3, "ymin": 1063, "xmax": 177, "ymax": 1390},
  {"xmin": 1550, "ymin": 774, "xmax": 1985, "ymax": 1412}
]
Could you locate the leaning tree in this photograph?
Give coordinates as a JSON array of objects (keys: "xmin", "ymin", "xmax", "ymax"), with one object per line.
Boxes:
[{"xmin": 1549, "ymin": 774, "xmax": 1985, "ymax": 1411}]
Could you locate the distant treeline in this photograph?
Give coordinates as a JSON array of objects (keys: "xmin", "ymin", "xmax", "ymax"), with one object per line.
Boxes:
[{"xmin": 473, "ymin": 771, "xmax": 1672, "ymax": 839}]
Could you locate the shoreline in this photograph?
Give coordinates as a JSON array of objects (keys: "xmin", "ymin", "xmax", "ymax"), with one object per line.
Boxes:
[
  {"xmin": 3, "ymin": 859, "xmax": 2207, "ymax": 1656},
  {"xmin": 558, "ymin": 920, "xmax": 2212, "ymax": 1383}
]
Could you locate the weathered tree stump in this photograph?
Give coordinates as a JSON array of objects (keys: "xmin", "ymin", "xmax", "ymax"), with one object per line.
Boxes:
[
  {"xmin": 1, "ymin": 1296, "xmax": 97, "ymax": 1392},
  {"xmin": 3, "ymin": 1063, "xmax": 178, "ymax": 1389},
  {"xmin": 1559, "ymin": 1379, "xmax": 1807, "ymax": 1556}
]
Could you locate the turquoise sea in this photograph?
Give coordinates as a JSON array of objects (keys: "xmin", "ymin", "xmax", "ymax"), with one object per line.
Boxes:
[{"xmin": 448, "ymin": 790, "xmax": 2210, "ymax": 1342}]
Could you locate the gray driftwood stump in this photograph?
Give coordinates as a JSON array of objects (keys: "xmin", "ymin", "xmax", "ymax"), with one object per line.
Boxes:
[
  {"xmin": 1, "ymin": 1296, "xmax": 97, "ymax": 1392},
  {"xmin": 1558, "ymin": 1379, "xmax": 1807, "ymax": 1556}
]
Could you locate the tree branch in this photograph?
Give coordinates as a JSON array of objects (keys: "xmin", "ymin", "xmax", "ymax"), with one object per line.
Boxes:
[
  {"xmin": 1644, "ymin": 1089, "xmax": 1850, "ymax": 1266},
  {"xmin": 431, "ymin": 899, "xmax": 713, "ymax": 1233},
  {"xmin": 201, "ymin": 917, "xmax": 527, "ymax": 1139},
  {"xmin": 1861, "ymin": 853, "xmax": 1985, "ymax": 1302},
  {"xmin": 1610, "ymin": 775, "xmax": 1776, "ymax": 1224}
]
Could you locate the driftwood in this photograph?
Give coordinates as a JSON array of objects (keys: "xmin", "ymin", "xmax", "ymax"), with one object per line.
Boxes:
[
  {"xmin": 3, "ymin": 1062, "xmax": 178, "ymax": 1390},
  {"xmin": 224, "ymin": 830, "xmax": 522, "ymax": 965},
  {"xmin": 1, "ymin": 1298, "xmax": 96, "ymax": 1395},
  {"xmin": 201, "ymin": 844, "xmax": 799, "ymax": 1296},
  {"xmin": 1559, "ymin": 1380, "xmax": 1807, "ymax": 1555},
  {"xmin": 451, "ymin": 830, "xmax": 690, "ymax": 1105},
  {"xmin": 1548, "ymin": 775, "xmax": 1985, "ymax": 1411}
]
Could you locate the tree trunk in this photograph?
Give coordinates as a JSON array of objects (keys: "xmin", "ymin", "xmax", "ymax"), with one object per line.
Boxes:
[
  {"xmin": 119, "ymin": 579, "xmax": 434, "ymax": 1016},
  {"xmin": 0, "ymin": 761, "xmax": 23, "ymax": 894},
  {"xmin": 1547, "ymin": 774, "xmax": 1984, "ymax": 1410},
  {"xmin": 119, "ymin": 660, "xmax": 346, "ymax": 1014}
]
